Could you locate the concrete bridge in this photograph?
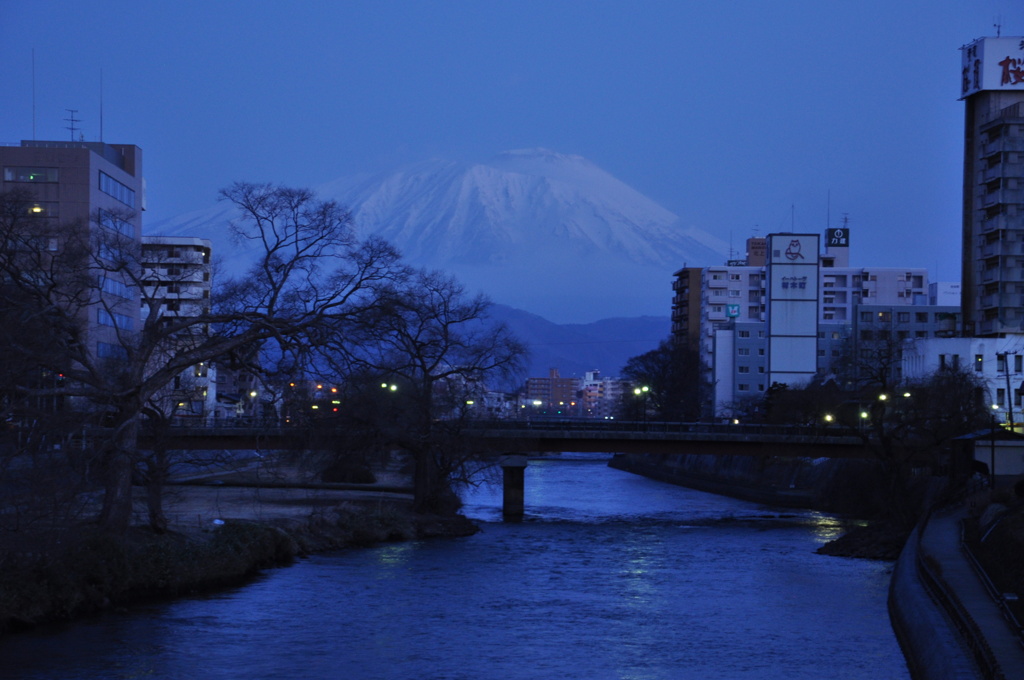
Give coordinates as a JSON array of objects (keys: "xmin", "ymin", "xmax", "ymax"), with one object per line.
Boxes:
[
  {"xmin": 467, "ymin": 420, "xmax": 867, "ymax": 519},
  {"xmin": 147, "ymin": 418, "xmax": 867, "ymax": 456},
  {"xmin": 143, "ymin": 418, "xmax": 870, "ymax": 520}
]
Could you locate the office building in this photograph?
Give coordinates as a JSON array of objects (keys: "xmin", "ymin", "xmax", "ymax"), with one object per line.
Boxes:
[{"xmin": 0, "ymin": 140, "xmax": 144, "ymax": 363}]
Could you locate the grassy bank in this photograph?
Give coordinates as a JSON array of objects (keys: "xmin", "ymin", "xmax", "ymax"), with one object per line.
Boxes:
[{"xmin": 0, "ymin": 500, "xmax": 478, "ymax": 637}]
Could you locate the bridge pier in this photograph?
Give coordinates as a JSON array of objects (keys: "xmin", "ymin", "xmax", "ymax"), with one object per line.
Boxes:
[{"xmin": 499, "ymin": 455, "xmax": 528, "ymax": 521}]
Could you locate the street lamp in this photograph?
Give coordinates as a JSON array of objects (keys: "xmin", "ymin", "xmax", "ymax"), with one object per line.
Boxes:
[
  {"xmin": 633, "ymin": 385, "xmax": 649, "ymax": 427},
  {"xmin": 990, "ymin": 404, "xmax": 1001, "ymax": 490}
]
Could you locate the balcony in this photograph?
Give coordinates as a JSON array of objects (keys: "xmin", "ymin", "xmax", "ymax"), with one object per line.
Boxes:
[{"xmin": 982, "ymin": 137, "xmax": 1024, "ymax": 158}]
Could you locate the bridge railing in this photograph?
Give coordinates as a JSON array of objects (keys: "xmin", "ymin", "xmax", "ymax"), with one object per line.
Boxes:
[
  {"xmin": 463, "ymin": 418, "xmax": 863, "ymax": 439},
  {"xmin": 159, "ymin": 416, "xmax": 863, "ymax": 440}
]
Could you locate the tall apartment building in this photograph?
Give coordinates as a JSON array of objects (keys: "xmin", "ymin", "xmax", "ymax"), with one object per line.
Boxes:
[
  {"xmin": 960, "ymin": 36, "xmax": 1024, "ymax": 337},
  {"xmin": 141, "ymin": 236, "xmax": 217, "ymax": 418},
  {"xmin": 902, "ymin": 37, "xmax": 1024, "ymax": 421},
  {"xmin": 0, "ymin": 140, "xmax": 144, "ymax": 363}
]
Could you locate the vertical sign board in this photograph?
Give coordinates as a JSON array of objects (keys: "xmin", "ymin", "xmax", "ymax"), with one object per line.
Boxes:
[
  {"xmin": 826, "ymin": 228, "xmax": 849, "ymax": 248},
  {"xmin": 766, "ymin": 234, "xmax": 819, "ymax": 388},
  {"xmin": 961, "ymin": 37, "xmax": 1024, "ymax": 99}
]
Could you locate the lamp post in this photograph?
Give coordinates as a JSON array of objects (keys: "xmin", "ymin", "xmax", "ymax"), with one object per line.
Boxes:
[
  {"xmin": 633, "ymin": 385, "xmax": 649, "ymax": 429},
  {"xmin": 990, "ymin": 404, "xmax": 1000, "ymax": 490}
]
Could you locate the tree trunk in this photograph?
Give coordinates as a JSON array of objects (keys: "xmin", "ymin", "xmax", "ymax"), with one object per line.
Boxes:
[
  {"xmin": 145, "ymin": 447, "xmax": 169, "ymax": 534},
  {"xmin": 96, "ymin": 418, "xmax": 140, "ymax": 533},
  {"xmin": 413, "ymin": 447, "xmax": 440, "ymax": 514},
  {"xmin": 97, "ymin": 447, "xmax": 134, "ymax": 532}
]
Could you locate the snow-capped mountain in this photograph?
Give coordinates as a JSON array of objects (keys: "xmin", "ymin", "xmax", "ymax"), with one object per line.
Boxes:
[{"xmin": 146, "ymin": 148, "xmax": 728, "ymax": 323}]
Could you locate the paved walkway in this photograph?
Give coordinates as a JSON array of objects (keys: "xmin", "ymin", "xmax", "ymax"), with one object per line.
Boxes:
[{"xmin": 920, "ymin": 505, "xmax": 1024, "ymax": 679}]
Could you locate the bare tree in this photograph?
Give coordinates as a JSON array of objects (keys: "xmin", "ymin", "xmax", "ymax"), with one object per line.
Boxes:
[
  {"xmin": 620, "ymin": 338, "xmax": 709, "ymax": 421},
  {"xmin": 325, "ymin": 269, "xmax": 527, "ymax": 514},
  {"xmin": 0, "ymin": 184, "xmax": 404, "ymax": 533}
]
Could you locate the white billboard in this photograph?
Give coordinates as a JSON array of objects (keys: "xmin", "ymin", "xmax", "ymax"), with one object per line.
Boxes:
[{"xmin": 961, "ymin": 37, "xmax": 1024, "ymax": 98}]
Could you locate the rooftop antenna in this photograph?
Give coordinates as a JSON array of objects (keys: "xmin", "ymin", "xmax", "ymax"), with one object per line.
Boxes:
[
  {"xmin": 31, "ymin": 48, "xmax": 36, "ymax": 140},
  {"xmin": 99, "ymin": 68, "xmax": 104, "ymax": 142},
  {"xmin": 64, "ymin": 109, "xmax": 80, "ymax": 141},
  {"xmin": 994, "ymin": 17, "xmax": 1002, "ymax": 37}
]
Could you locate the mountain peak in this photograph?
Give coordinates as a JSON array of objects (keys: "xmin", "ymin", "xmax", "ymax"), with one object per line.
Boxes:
[{"xmin": 147, "ymin": 150, "xmax": 728, "ymax": 322}]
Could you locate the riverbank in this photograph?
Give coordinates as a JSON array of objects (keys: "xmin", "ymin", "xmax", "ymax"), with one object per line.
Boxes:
[{"xmin": 0, "ymin": 470, "xmax": 477, "ymax": 636}]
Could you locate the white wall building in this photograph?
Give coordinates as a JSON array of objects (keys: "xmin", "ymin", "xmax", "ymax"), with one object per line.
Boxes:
[
  {"xmin": 674, "ymin": 228, "xmax": 957, "ymax": 418},
  {"xmin": 141, "ymin": 236, "xmax": 217, "ymax": 419}
]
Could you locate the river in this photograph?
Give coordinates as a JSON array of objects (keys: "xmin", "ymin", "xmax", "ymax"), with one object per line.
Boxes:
[{"xmin": 1, "ymin": 456, "xmax": 909, "ymax": 679}]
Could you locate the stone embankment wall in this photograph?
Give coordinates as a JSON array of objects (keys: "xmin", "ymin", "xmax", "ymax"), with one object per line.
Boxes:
[
  {"xmin": 609, "ymin": 452, "xmax": 885, "ymax": 516},
  {"xmin": 889, "ymin": 526, "xmax": 985, "ymax": 679}
]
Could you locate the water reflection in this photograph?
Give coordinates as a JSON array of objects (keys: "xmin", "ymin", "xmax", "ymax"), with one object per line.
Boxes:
[{"xmin": 0, "ymin": 459, "xmax": 908, "ymax": 680}]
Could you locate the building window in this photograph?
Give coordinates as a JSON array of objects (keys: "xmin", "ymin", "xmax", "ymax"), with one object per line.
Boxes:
[
  {"xmin": 98, "ymin": 309, "xmax": 134, "ymax": 330},
  {"xmin": 975, "ymin": 354, "xmax": 984, "ymax": 372},
  {"xmin": 737, "ymin": 384, "xmax": 750, "ymax": 392},
  {"xmin": 897, "ymin": 312, "xmax": 910, "ymax": 323},
  {"xmin": 738, "ymin": 330, "xmax": 750, "ymax": 338},
  {"xmin": 99, "ymin": 276, "xmax": 136, "ymax": 300},
  {"xmin": 97, "ymin": 341, "xmax": 128, "ymax": 360},
  {"xmin": 4, "ymin": 166, "xmax": 58, "ymax": 182},
  {"xmin": 25, "ymin": 201, "xmax": 59, "ymax": 218},
  {"xmin": 738, "ymin": 366, "xmax": 750, "ymax": 374},
  {"xmin": 916, "ymin": 312, "xmax": 928, "ymax": 323},
  {"xmin": 738, "ymin": 348, "xmax": 750, "ymax": 356},
  {"xmin": 758, "ymin": 348, "xmax": 765, "ymax": 356},
  {"xmin": 99, "ymin": 210, "xmax": 134, "ymax": 237},
  {"xmin": 99, "ymin": 171, "xmax": 136, "ymax": 208},
  {"xmin": 1016, "ymin": 355, "xmax": 1023, "ymax": 373}
]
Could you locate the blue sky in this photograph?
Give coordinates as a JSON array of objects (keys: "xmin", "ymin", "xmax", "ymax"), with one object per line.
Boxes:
[{"xmin": 1, "ymin": 1, "xmax": 1019, "ymax": 284}]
